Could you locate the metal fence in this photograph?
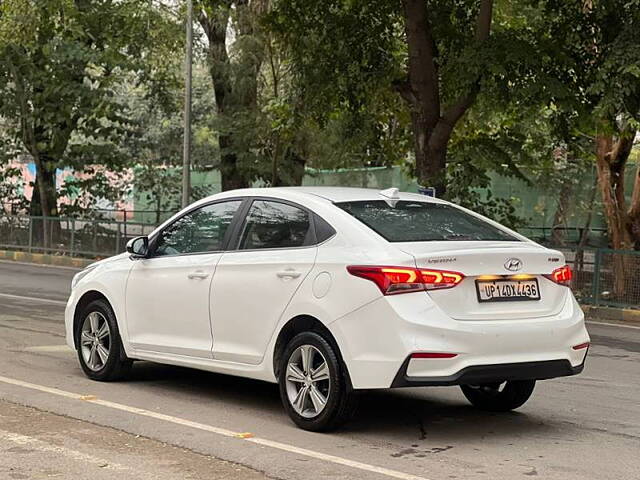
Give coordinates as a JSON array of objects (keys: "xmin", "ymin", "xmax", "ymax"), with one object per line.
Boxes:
[
  {"xmin": 1, "ymin": 214, "xmax": 639, "ymax": 309},
  {"xmin": 0, "ymin": 214, "xmax": 157, "ymax": 258},
  {"xmin": 1, "ymin": 203, "xmax": 176, "ymax": 226},
  {"xmin": 564, "ymin": 248, "xmax": 640, "ymax": 309}
]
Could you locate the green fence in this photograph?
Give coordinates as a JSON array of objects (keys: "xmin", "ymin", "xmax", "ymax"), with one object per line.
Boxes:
[
  {"xmin": 1, "ymin": 213, "xmax": 639, "ymax": 309},
  {"xmin": 0, "ymin": 214, "xmax": 156, "ymax": 258},
  {"xmin": 563, "ymin": 248, "xmax": 640, "ymax": 309}
]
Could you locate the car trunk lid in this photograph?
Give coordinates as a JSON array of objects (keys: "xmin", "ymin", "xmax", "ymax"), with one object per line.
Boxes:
[{"xmin": 397, "ymin": 241, "xmax": 569, "ymax": 320}]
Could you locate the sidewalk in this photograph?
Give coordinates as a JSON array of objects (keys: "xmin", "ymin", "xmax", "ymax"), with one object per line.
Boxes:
[{"xmin": 0, "ymin": 400, "xmax": 269, "ymax": 480}]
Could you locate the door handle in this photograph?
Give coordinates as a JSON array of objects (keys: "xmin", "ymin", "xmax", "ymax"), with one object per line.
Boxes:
[
  {"xmin": 276, "ymin": 269, "xmax": 301, "ymax": 279},
  {"xmin": 188, "ymin": 271, "xmax": 209, "ymax": 280}
]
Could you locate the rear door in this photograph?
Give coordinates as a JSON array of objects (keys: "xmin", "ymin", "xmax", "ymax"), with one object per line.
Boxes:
[{"xmin": 210, "ymin": 199, "xmax": 317, "ymax": 364}]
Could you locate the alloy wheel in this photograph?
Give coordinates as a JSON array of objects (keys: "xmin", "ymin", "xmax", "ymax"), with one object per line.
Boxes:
[
  {"xmin": 80, "ymin": 311, "xmax": 111, "ymax": 372},
  {"xmin": 285, "ymin": 345, "xmax": 331, "ymax": 418}
]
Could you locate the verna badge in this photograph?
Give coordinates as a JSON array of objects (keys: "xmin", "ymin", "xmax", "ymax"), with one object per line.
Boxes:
[{"xmin": 504, "ymin": 258, "xmax": 522, "ymax": 272}]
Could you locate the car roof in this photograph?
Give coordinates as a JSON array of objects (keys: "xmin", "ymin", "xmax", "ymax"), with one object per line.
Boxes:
[{"xmin": 212, "ymin": 186, "xmax": 446, "ymax": 204}]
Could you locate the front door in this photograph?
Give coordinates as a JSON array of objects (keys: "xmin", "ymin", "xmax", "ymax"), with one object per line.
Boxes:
[
  {"xmin": 125, "ymin": 199, "xmax": 244, "ymax": 358},
  {"xmin": 211, "ymin": 199, "xmax": 317, "ymax": 364}
]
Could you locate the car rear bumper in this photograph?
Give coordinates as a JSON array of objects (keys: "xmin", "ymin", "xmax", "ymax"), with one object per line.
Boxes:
[
  {"xmin": 329, "ymin": 291, "xmax": 590, "ymax": 389},
  {"xmin": 390, "ymin": 356, "xmax": 586, "ymax": 387}
]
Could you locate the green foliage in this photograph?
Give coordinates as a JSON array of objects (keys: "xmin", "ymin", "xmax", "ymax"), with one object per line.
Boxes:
[{"xmin": 0, "ymin": 0, "xmax": 183, "ymax": 213}]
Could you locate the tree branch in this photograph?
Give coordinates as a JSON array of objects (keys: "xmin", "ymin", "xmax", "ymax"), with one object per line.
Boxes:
[{"xmin": 442, "ymin": 0, "xmax": 493, "ymax": 127}]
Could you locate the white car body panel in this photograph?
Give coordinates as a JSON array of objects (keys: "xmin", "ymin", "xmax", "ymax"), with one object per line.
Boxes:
[
  {"xmin": 65, "ymin": 187, "xmax": 590, "ymax": 390},
  {"xmin": 210, "ymin": 246, "xmax": 317, "ymax": 364},
  {"xmin": 126, "ymin": 253, "xmax": 222, "ymax": 358}
]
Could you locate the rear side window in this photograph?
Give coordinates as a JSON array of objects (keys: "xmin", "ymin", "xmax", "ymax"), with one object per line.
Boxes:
[
  {"xmin": 336, "ymin": 200, "xmax": 518, "ymax": 242},
  {"xmin": 239, "ymin": 200, "xmax": 312, "ymax": 249}
]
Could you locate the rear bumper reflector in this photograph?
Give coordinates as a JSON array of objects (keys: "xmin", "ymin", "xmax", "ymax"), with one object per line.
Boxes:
[
  {"xmin": 572, "ymin": 342, "xmax": 590, "ymax": 350},
  {"xmin": 410, "ymin": 352, "xmax": 458, "ymax": 359}
]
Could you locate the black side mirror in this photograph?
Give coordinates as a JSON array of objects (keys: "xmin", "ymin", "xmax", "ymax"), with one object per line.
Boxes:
[{"xmin": 126, "ymin": 236, "xmax": 149, "ymax": 258}]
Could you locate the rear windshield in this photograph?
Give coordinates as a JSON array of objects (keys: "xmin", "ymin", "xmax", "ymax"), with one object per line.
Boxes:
[{"xmin": 336, "ymin": 200, "xmax": 519, "ymax": 242}]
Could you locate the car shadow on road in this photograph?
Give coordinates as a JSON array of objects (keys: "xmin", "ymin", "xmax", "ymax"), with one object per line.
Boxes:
[{"xmin": 124, "ymin": 361, "xmax": 556, "ymax": 441}]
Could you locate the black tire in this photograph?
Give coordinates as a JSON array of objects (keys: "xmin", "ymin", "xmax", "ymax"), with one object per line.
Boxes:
[
  {"xmin": 75, "ymin": 299, "xmax": 132, "ymax": 382},
  {"xmin": 460, "ymin": 380, "xmax": 536, "ymax": 412},
  {"xmin": 278, "ymin": 332, "xmax": 357, "ymax": 431}
]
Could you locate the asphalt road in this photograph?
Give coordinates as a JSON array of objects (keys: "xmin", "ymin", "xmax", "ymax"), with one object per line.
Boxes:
[{"xmin": 0, "ymin": 260, "xmax": 639, "ymax": 480}]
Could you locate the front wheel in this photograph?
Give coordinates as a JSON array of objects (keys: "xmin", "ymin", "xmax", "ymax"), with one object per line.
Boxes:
[
  {"xmin": 460, "ymin": 380, "xmax": 536, "ymax": 412},
  {"xmin": 278, "ymin": 332, "xmax": 357, "ymax": 431},
  {"xmin": 76, "ymin": 299, "xmax": 132, "ymax": 381}
]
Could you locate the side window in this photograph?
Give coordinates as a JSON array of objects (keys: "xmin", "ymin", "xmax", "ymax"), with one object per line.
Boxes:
[
  {"xmin": 239, "ymin": 200, "xmax": 311, "ymax": 250},
  {"xmin": 154, "ymin": 200, "xmax": 242, "ymax": 256}
]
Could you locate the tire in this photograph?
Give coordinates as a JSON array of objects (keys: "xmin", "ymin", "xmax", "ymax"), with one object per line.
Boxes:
[
  {"xmin": 460, "ymin": 380, "xmax": 536, "ymax": 412},
  {"xmin": 278, "ymin": 332, "xmax": 357, "ymax": 431},
  {"xmin": 75, "ymin": 299, "xmax": 132, "ymax": 382}
]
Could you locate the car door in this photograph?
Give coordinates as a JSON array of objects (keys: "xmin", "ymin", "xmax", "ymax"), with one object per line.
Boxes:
[
  {"xmin": 210, "ymin": 199, "xmax": 318, "ymax": 364},
  {"xmin": 125, "ymin": 199, "xmax": 244, "ymax": 358}
]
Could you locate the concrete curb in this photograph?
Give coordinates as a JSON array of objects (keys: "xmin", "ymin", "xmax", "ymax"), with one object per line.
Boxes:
[
  {"xmin": 582, "ymin": 305, "xmax": 640, "ymax": 327},
  {"xmin": 0, "ymin": 250, "xmax": 94, "ymax": 269}
]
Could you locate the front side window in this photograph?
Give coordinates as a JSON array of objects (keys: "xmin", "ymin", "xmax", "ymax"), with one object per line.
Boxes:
[
  {"xmin": 337, "ymin": 200, "xmax": 518, "ymax": 242},
  {"xmin": 239, "ymin": 200, "xmax": 311, "ymax": 250},
  {"xmin": 154, "ymin": 200, "xmax": 242, "ymax": 256}
]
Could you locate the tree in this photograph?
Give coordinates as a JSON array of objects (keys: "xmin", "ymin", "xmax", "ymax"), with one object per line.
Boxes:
[
  {"xmin": 270, "ymin": 0, "xmax": 561, "ymax": 196},
  {"xmin": 538, "ymin": 0, "xmax": 640, "ymax": 250},
  {"xmin": 0, "ymin": 0, "xmax": 181, "ymax": 242},
  {"xmin": 197, "ymin": 0, "xmax": 268, "ymax": 191}
]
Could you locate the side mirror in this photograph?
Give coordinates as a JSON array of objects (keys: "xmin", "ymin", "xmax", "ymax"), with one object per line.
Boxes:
[{"xmin": 126, "ymin": 236, "xmax": 149, "ymax": 258}]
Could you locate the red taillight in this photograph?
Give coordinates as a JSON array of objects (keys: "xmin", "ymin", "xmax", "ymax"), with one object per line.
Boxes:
[
  {"xmin": 420, "ymin": 269, "xmax": 464, "ymax": 290},
  {"xmin": 572, "ymin": 342, "xmax": 590, "ymax": 350},
  {"xmin": 411, "ymin": 352, "xmax": 458, "ymax": 359},
  {"xmin": 347, "ymin": 265, "xmax": 464, "ymax": 295},
  {"xmin": 545, "ymin": 265, "xmax": 573, "ymax": 286}
]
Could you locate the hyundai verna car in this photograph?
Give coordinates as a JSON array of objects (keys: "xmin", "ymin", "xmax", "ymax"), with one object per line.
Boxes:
[{"xmin": 65, "ymin": 187, "xmax": 589, "ymax": 431}]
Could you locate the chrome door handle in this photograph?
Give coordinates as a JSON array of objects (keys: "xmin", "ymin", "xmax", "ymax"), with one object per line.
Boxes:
[
  {"xmin": 188, "ymin": 271, "xmax": 209, "ymax": 280},
  {"xmin": 276, "ymin": 270, "xmax": 301, "ymax": 279}
]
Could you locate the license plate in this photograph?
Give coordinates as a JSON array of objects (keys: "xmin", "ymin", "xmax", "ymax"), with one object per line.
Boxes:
[{"xmin": 475, "ymin": 279, "xmax": 540, "ymax": 302}]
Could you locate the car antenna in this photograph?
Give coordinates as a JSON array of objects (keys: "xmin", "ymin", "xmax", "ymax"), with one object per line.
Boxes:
[{"xmin": 379, "ymin": 187, "xmax": 400, "ymax": 207}]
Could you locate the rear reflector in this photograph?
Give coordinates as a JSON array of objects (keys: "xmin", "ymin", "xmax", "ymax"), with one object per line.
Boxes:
[
  {"xmin": 545, "ymin": 265, "xmax": 573, "ymax": 287},
  {"xmin": 572, "ymin": 342, "xmax": 590, "ymax": 350},
  {"xmin": 411, "ymin": 352, "xmax": 458, "ymax": 359},
  {"xmin": 346, "ymin": 265, "xmax": 464, "ymax": 295}
]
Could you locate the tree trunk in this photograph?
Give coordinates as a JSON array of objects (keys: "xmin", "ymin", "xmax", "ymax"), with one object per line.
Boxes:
[
  {"xmin": 595, "ymin": 132, "xmax": 635, "ymax": 250},
  {"xmin": 29, "ymin": 158, "xmax": 58, "ymax": 249},
  {"xmin": 400, "ymin": 0, "xmax": 492, "ymax": 197},
  {"xmin": 199, "ymin": 1, "xmax": 265, "ymax": 192},
  {"xmin": 551, "ymin": 181, "xmax": 573, "ymax": 246},
  {"xmin": 594, "ymin": 129, "xmax": 636, "ymax": 298}
]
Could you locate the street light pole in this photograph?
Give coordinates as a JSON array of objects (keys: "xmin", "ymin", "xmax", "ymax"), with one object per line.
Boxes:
[{"xmin": 181, "ymin": 0, "xmax": 193, "ymax": 209}]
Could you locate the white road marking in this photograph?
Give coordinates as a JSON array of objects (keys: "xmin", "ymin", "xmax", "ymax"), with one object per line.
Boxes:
[
  {"xmin": 0, "ymin": 428, "xmax": 129, "ymax": 471},
  {"xmin": 0, "ymin": 292, "xmax": 67, "ymax": 306},
  {"xmin": 0, "ymin": 375, "xmax": 429, "ymax": 480},
  {"xmin": 23, "ymin": 345, "xmax": 73, "ymax": 353},
  {"xmin": 587, "ymin": 320, "xmax": 640, "ymax": 330}
]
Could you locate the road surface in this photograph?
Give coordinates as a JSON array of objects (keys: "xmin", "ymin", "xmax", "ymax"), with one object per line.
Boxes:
[{"xmin": 0, "ymin": 260, "xmax": 638, "ymax": 480}]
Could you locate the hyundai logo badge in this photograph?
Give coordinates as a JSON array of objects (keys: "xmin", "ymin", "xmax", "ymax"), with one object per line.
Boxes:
[{"xmin": 504, "ymin": 258, "xmax": 522, "ymax": 272}]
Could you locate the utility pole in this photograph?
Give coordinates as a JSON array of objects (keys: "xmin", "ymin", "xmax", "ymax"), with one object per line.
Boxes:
[{"xmin": 181, "ymin": 0, "xmax": 193, "ymax": 209}]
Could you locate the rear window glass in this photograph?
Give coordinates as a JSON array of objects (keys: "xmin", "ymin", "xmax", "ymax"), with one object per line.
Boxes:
[{"xmin": 336, "ymin": 200, "xmax": 519, "ymax": 242}]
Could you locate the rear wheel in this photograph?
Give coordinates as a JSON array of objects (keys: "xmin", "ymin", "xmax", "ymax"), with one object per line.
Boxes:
[
  {"xmin": 76, "ymin": 299, "xmax": 132, "ymax": 381},
  {"xmin": 460, "ymin": 380, "xmax": 535, "ymax": 412},
  {"xmin": 278, "ymin": 332, "xmax": 357, "ymax": 431}
]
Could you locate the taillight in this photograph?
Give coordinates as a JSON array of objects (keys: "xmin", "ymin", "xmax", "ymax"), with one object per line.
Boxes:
[
  {"xmin": 420, "ymin": 269, "xmax": 464, "ymax": 290},
  {"xmin": 347, "ymin": 266, "xmax": 464, "ymax": 295},
  {"xmin": 545, "ymin": 265, "xmax": 572, "ymax": 287}
]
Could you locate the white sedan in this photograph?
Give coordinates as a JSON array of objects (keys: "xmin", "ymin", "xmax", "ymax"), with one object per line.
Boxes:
[{"xmin": 65, "ymin": 187, "xmax": 589, "ymax": 431}]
